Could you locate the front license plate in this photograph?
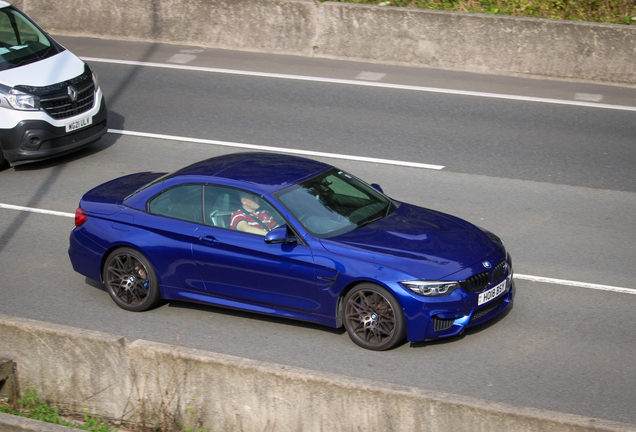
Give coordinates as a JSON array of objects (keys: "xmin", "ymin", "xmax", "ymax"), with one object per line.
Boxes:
[
  {"xmin": 478, "ymin": 280, "xmax": 507, "ymax": 306},
  {"xmin": 65, "ymin": 115, "xmax": 92, "ymax": 133}
]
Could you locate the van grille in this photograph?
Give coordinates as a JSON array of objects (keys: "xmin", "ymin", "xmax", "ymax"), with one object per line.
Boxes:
[
  {"xmin": 14, "ymin": 66, "xmax": 95, "ymax": 120},
  {"xmin": 40, "ymin": 82, "xmax": 95, "ymax": 120}
]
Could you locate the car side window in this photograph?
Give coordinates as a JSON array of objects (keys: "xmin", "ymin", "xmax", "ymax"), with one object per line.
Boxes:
[
  {"xmin": 204, "ymin": 185, "xmax": 283, "ymax": 234},
  {"xmin": 203, "ymin": 185, "xmax": 240, "ymax": 229},
  {"xmin": 148, "ymin": 185, "xmax": 203, "ymax": 223}
]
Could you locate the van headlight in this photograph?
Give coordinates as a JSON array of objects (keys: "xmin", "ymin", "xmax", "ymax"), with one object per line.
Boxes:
[
  {"xmin": 6, "ymin": 89, "xmax": 39, "ymax": 110},
  {"xmin": 92, "ymin": 71, "xmax": 100, "ymax": 91},
  {"xmin": 400, "ymin": 280, "xmax": 460, "ymax": 297}
]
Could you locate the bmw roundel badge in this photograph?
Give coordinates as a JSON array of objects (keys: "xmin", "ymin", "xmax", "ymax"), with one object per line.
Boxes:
[{"xmin": 482, "ymin": 261, "xmax": 492, "ymax": 269}]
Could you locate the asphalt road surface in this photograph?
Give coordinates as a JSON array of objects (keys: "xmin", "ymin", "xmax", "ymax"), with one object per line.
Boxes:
[{"xmin": 1, "ymin": 36, "xmax": 635, "ymax": 425}]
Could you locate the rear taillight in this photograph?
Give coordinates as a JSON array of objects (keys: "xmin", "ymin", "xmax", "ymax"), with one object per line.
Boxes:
[{"xmin": 75, "ymin": 208, "xmax": 88, "ymax": 227}]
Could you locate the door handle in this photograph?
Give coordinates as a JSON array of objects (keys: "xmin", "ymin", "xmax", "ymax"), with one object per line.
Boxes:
[{"xmin": 199, "ymin": 235, "xmax": 220, "ymax": 245}]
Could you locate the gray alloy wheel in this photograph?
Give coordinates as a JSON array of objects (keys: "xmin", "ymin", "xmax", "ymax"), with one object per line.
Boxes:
[
  {"xmin": 343, "ymin": 283, "xmax": 406, "ymax": 351},
  {"xmin": 103, "ymin": 247, "xmax": 161, "ymax": 312}
]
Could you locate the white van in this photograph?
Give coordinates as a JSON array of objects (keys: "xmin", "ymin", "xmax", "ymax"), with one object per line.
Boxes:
[{"xmin": 0, "ymin": 1, "xmax": 107, "ymax": 169}]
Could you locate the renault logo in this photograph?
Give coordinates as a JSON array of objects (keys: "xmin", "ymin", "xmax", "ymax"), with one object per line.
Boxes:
[{"xmin": 67, "ymin": 86, "xmax": 78, "ymax": 102}]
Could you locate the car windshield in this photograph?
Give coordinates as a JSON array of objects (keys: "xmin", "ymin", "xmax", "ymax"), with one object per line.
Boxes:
[
  {"xmin": 274, "ymin": 168, "xmax": 396, "ymax": 238},
  {"xmin": 0, "ymin": 7, "xmax": 59, "ymax": 71}
]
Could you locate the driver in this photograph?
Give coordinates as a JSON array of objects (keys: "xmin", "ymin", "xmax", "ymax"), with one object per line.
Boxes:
[{"xmin": 230, "ymin": 192, "xmax": 278, "ymax": 235}]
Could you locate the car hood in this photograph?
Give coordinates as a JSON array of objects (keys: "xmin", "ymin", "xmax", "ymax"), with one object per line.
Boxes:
[
  {"xmin": 319, "ymin": 203, "xmax": 499, "ymax": 280},
  {"xmin": 0, "ymin": 50, "xmax": 82, "ymax": 87}
]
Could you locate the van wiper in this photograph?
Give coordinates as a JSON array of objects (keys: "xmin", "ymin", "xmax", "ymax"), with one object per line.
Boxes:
[
  {"xmin": 6, "ymin": 57, "xmax": 35, "ymax": 68},
  {"xmin": 34, "ymin": 44, "xmax": 56, "ymax": 60}
]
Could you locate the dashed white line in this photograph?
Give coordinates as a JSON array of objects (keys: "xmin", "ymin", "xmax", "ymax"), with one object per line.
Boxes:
[
  {"xmin": 82, "ymin": 56, "xmax": 636, "ymax": 112},
  {"xmin": 574, "ymin": 93, "xmax": 604, "ymax": 102},
  {"xmin": 167, "ymin": 53, "xmax": 197, "ymax": 64},
  {"xmin": 1, "ymin": 201, "xmax": 633, "ymax": 294},
  {"xmin": 356, "ymin": 71, "xmax": 387, "ymax": 81},
  {"xmin": 108, "ymin": 129, "xmax": 446, "ymax": 170}
]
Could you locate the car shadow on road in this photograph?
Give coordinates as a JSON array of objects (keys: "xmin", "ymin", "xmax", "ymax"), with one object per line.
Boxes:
[
  {"xmin": 83, "ymin": 277, "xmax": 107, "ymax": 293},
  {"xmin": 165, "ymin": 299, "xmax": 347, "ymax": 336}
]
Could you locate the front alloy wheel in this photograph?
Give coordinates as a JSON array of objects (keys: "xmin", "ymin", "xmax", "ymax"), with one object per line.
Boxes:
[
  {"xmin": 103, "ymin": 248, "xmax": 161, "ymax": 312},
  {"xmin": 343, "ymin": 284, "xmax": 406, "ymax": 351}
]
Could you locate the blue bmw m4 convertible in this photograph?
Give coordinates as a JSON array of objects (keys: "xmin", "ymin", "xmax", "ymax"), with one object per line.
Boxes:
[{"xmin": 69, "ymin": 152, "xmax": 514, "ymax": 350}]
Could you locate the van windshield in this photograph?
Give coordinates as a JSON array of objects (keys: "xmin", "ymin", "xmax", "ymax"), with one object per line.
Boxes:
[{"xmin": 0, "ymin": 6, "xmax": 61, "ymax": 71}]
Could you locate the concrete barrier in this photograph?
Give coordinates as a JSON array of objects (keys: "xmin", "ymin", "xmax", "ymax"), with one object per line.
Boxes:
[
  {"xmin": 1, "ymin": 314, "xmax": 635, "ymax": 432},
  {"xmin": 6, "ymin": 0, "xmax": 636, "ymax": 84},
  {"xmin": 0, "ymin": 413, "xmax": 77, "ymax": 432}
]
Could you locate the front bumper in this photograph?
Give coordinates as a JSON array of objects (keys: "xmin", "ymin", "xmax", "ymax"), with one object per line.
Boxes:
[
  {"xmin": 401, "ymin": 251, "xmax": 515, "ymax": 342},
  {"xmin": 424, "ymin": 278, "xmax": 515, "ymax": 339},
  {"xmin": 0, "ymin": 96, "xmax": 107, "ymax": 166}
]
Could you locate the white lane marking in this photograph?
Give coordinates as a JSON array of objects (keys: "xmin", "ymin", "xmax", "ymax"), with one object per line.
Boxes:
[
  {"xmin": 515, "ymin": 274, "xmax": 635, "ymax": 295},
  {"xmin": 1, "ymin": 203, "xmax": 634, "ymax": 294},
  {"xmin": 356, "ymin": 71, "xmax": 386, "ymax": 81},
  {"xmin": 167, "ymin": 54, "xmax": 197, "ymax": 64},
  {"xmin": 0, "ymin": 203, "xmax": 74, "ymax": 218},
  {"xmin": 82, "ymin": 56, "xmax": 636, "ymax": 112},
  {"xmin": 575, "ymin": 93, "xmax": 603, "ymax": 102},
  {"xmin": 108, "ymin": 129, "xmax": 446, "ymax": 170}
]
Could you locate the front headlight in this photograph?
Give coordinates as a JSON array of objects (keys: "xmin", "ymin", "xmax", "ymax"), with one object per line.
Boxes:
[
  {"xmin": 92, "ymin": 71, "xmax": 100, "ymax": 91},
  {"xmin": 400, "ymin": 280, "xmax": 460, "ymax": 297},
  {"xmin": 6, "ymin": 89, "xmax": 39, "ymax": 110}
]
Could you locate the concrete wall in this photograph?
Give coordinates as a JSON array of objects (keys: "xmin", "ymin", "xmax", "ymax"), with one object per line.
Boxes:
[
  {"xmin": 7, "ymin": 0, "xmax": 636, "ymax": 84},
  {"xmin": 2, "ymin": 314, "xmax": 636, "ymax": 432},
  {"xmin": 0, "ymin": 358, "xmax": 17, "ymax": 404},
  {"xmin": 317, "ymin": 4, "xmax": 636, "ymax": 84}
]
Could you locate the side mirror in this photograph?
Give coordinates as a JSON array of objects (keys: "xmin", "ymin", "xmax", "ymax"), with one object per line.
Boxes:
[
  {"xmin": 265, "ymin": 225, "xmax": 297, "ymax": 245},
  {"xmin": 371, "ymin": 183, "xmax": 384, "ymax": 193}
]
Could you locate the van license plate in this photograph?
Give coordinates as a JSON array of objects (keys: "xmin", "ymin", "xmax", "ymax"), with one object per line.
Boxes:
[
  {"xmin": 478, "ymin": 280, "xmax": 506, "ymax": 306},
  {"xmin": 66, "ymin": 115, "xmax": 93, "ymax": 133}
]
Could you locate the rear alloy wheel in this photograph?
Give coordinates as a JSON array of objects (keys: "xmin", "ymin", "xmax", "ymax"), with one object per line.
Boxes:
[
  {"xmin": 343, "ymin": 284, "xmax": 406, "ymax": 351},
  {"xmin": 103, "ymin": 248, "xmax": 161, "ymax": 312}
]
